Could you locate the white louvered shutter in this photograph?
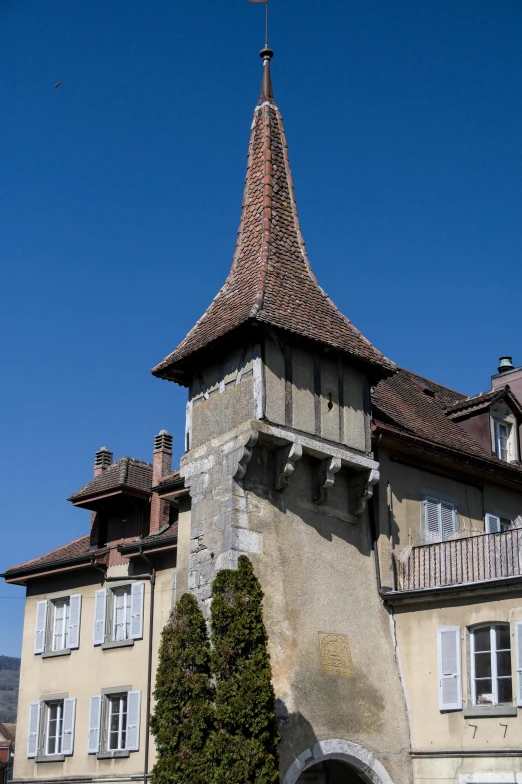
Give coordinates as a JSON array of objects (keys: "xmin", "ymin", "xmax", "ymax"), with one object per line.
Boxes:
[
  {"xmin": 68, "ymin": 594, "xmax": 82, "ymax": 649},
  {"xmin": 441, "ymin": 501, "xmax": 456, "ymax": 539},
  {"xmin": 27, "ymin": 702, "xmax": 41, "ymax": 758},
  {"xmin": 437, "ymin": 626, "xmax": 462, "ymax": 711},
  {"xmin": 126, "ymin": 691, "xmax": 141, "ymax": 751},
  {"xmin": 62, "ymin": 698, "xmax": 76, "ymax": 756},
  {"xmin": 88, "ymin": 695, "xmax": 102, "ymax": 754},
  {"xmin": 515, "ymin": 621, "xmax": 522, "ymax": 707},
  {"xmin": 130, "ymin": 583, "xmax": 144, "ymax": 640},
  {"xmin": 93, "ymin": 589, "xmax": 107, "ymax": 645},
  {"xmin": 486, "ymin": 514, "xmax": 501, "ymax": 533},
  {"xmin": 425, "ymin": 497, "xmax": 440, "ymax": 536},
  {"xmin": 34, "ymin": 600, "xmax": 48, "ymax": 654}
]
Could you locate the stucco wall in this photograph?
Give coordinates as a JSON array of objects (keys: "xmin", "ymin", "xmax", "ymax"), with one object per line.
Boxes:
[
  {"xmin": 14, "ymin": 555, "xmax": 176, "ymax": 782},
  {"xmin": 242, "ymin": 450, "xmax": 412, "ymax": 784},
  {"xmin": 393, "ymin": 593, "xmax": 522, "ymax": 782}
]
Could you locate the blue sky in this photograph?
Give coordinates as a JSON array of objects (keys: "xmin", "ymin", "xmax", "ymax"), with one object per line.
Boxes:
[{"xmin": 1, "ymin": 0, "xmax": 522, "ymax": 656}]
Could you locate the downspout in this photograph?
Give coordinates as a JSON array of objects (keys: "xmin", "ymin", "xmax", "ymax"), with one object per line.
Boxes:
[{"xmin": 138, "ymin": 547, "xmax": 156, "ymax": 784}]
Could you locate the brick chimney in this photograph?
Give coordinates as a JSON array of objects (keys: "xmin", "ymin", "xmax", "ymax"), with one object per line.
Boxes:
[
  {"xmin": 94, "ymin": 446, "xmax": 113, "ymax": 477},
  {"xmin": 150, "ymin": 430, "xmax": 173, "ymax": 534}
]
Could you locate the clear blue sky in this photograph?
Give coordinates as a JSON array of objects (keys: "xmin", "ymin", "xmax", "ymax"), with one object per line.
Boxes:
[{"xmin": 1, "ymin": 0, "xmax": 521, "ymax": 656}]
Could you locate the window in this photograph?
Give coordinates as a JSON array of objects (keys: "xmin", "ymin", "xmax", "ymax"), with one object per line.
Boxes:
[
  {"xmin": 493, "ymin": 420, "xmax": 514, "ymax": 462},
  {"xmin": 88, "ymin": 691, "xmax": 141, "ymax": 755},
  {"xmin": 27, "ymin": 698, "xmax": 76, "ymax": 759},
  {"xmin": 485, "ymin": 513, "xmax": 512, "ymax": 534},
  {"xmin": 108, "ymin": 694, "xmax": 127, "ymax": 751},
  {"xmin": 34, "ymin": 595, "xmax": 81, "ymax": 655},
  {"xmin": 93, "ymin": 584, "xmax": 144, "ymax": 646},
  {"xmin": 424, "ymin": 496, "xmax": 457, "ymax": 541},
  {"xmin": 471, "ymin": 624, "xmax": 512, "ymax": 706}
]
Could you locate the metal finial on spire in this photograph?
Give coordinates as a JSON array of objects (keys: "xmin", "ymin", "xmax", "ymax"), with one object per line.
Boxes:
[
  {"xmin": 258, "ymin": 46, "xmax": 274, "ymax": 103},
  {"xmin": 248, "ymin": 0, "xmax": 270, "ymax": 51}
]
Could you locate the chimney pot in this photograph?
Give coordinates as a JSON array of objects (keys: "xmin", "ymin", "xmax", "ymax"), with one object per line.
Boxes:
[
  {"xmin": 154, "ymin": 430, "xmax": 173, "ymax": 453},
  {"xmin": 150, "ymin": 430, "xmax": 173, "ymax": 534},
  {"xmin": 93, "ymin": 446, "xmax": 113, "ymax": 477},
  {"xmin": 498, "ymin": 356, "xmax": 515, "ymax": 375}
]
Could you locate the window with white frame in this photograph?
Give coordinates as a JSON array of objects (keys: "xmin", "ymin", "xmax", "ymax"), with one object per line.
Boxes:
[
  {"xmin": 33, "ymin": 595, "xmax": 81, "ymax": 655},
  {"xmin": 437, "ymin": 621, "xmax": 522, "ymax": 712},
  {"xmin": 471, "ymin": 624, "xmax": 512, "ymax": 706},
  {"xmin": 88, "ymin": 691, "xmax": 141, "ymax": 755},
  {"xmin": 424, "ymin": 496, "xmax": 457, "ymax": 542},
  {"xmin": 494, "ymin": 420, "xmax": 512, "ymax": 462},
  {"xmin": 27, "ymin": 698, "xmax": 76, "ymax": 759},
  {"xmin": 485, "ymin": 513, "xmax": 512, "ymax": 534},
  {"xmin": 93, "ymin": 583, "xmax": 144, "ymax": 646}
]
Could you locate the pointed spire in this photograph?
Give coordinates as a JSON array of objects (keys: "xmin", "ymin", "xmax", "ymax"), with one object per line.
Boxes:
[
  {"xmin": 258, "ymin": 47, "xmax": 274, "ymax": 104},
  {"xmin": 153, "ymin": 53, "xmax": 395, "ymax": 384}
]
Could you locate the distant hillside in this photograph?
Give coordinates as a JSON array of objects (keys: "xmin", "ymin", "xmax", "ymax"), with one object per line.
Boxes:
[{"xmin": 0, "ymin": 656, "xmax": 20, "ymax": 723}]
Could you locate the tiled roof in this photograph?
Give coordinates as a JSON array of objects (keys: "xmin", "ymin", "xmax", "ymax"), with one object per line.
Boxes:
[
  {"xmin": 4, "ymin": 535, "xmax": 92, "ymax": 575},
  {"xmin": 156, "ymin": 470, "xmax": 181, "ymax": 487},
  {"xmin": 68, "ymin": 457, "xmax": 153, "ymax": 501},
  {"xmin": 372, "ymin": 369, "xmax": 522, "ymax": 476},
  {"xmin": 445, "ymin": 385, "xmax": 522, "ymax": 419},
  {"xmin": 152, "ymin": 54, "xmax": 395, "ymax": 384},
  {"xmin": 0, "ymin": 724, "xmax": 15, "ymax": 742}
]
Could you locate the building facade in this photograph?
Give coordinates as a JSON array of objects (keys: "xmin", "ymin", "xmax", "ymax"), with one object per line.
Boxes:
[{"xmin": 4, "ymin": 52, "xmax": 522, "ymax": 784}]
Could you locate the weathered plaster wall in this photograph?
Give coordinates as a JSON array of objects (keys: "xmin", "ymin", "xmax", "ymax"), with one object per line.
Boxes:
[
  {"xmin": 264, "ymin": 336, "xmax": 369, "ymax": 453},
  {"xmin": 393, "ymin": 594, "xmax": 522, "ymax": 782},
  {"xmin": 14, "ymin": 555, "xmax": 176, "ymax": 783}
]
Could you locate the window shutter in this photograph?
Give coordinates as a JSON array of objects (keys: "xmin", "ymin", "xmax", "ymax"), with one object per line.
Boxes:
[
  {"xmin": 34, "ymin": 600, "xmax": 48, "ymax": 654},
  {"xmin": 441, "ymin": 501, "xmax": 456, "ymax": 539},
  {"xmin": 515, "ymin": 621, "xmax": 522, "ymax": 708},
  {"xmin": 130, "ymin": 583, "xmax": 144, "ymax": 640},
  {"xmin": 425, "ymin": 497, "xmax": 440, "ymax": 535},
  {"xmin": 437, "ymin": 626, "xmax": 462, "ymax": 711},
  {"xmin": 87, "ymin": 695, "xmax": 102, "ymax": 754},
  {"xmin": 93, "ymin": 589, "xmax": 107, "ymax": 646},
  {"xmin": 62, "ymin": 698, "xmax": 76, "ymax": 756},
  {"xmin": 126, "ymin": 691, "xmax": 141, "ymax": 751},
  {"xmin": 27, "ymin": 702, "xmax": 40, "ymax": 758},
  {"xmin": 68, "ymin": 594, "xmax": 82, "ymax": 650},
  {"xmin": 486, "ymin": 514, "xmax": 501, "ymax": 534}
]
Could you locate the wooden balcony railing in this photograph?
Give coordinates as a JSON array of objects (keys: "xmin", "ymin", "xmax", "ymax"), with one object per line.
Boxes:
[{"xmin": 393, "ymin": 528, "xmax": 522, "ymax": 591}]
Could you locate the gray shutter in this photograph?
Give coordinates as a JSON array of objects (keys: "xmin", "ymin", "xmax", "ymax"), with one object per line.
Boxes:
[
  {"xmin": 515, "ymin": 621, "xmax": 522, "ymax": 707},
  {"xmin": 130, "ymin": 583, "xmax": 144, "ymax": 640},
  {"xmin": 425, "ymin": 497, "xmax": 440, "ymax": 535},
  {"xmin": 62, "ymin": 698, "xmax": 76, "ymax": 756},
  {"xmin": 27, "ymin": 702, "xmax": 41, "ymax": 758},
  {"xmin": 68, "ymin": 594, "xmax": 82, "ymax": 649},
  {"xmin": 486, "ymin": 514, "xmax": 501, "ymax": 534},
  {"xmin": 93, "ymin": 589, "xmax": 107, "ymax": 646},
  {"xmin": 125, "ymin": 691, "xmax": 141, "ymax": 751},
  {"xmin": 441, "ymin": 501, "xmax": 456, "ymax": 539},
  {"xmin": 87, "ymin": 695, "xmax": 102, "ymax": 754},
  {"xmin": 34, "ymin": 600, "xmax": 48, "ymax": 654},
  {"xmin": 437, "ymin": 625, "xmax": 462, "ymax": 711}
]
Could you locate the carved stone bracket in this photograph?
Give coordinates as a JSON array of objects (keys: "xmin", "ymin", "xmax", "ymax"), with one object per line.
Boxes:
[
  {"xmin": 314, "ymin": 457, "xmax": 342, "ymax": 505},
  {"xmin": 274, "ymin": 442, "xmax": 303, "ymax": 491},
  {"xmin": 232, "ymin": 431, "xmax": 259, "ymax": 480},
  {"xmin": 351, "ymin": 467, "xmax": 380, "ymax": 517}
]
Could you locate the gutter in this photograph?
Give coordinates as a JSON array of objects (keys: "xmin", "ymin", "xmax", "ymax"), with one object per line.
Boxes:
[
  {"xmin": 117, "ymin": 535, "xmax": 177, "ymax": 556},
  {"xmin": 381, "ymin": 573, "xmax": 522, "ymax": 605}
]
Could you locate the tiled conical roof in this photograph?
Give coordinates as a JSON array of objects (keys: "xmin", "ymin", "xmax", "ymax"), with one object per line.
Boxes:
[{"xmin": 153, "ymin": 51, "xmax": 395, "ymax": 383}]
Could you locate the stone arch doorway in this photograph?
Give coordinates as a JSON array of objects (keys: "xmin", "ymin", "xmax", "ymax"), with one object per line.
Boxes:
[
  {"xmin": 283, "ymin": 739, "xmax": 393, "ymax": 784},
  {"xmin": 296, "ymin": 759, "xmax": 367, "ymax": 783}
]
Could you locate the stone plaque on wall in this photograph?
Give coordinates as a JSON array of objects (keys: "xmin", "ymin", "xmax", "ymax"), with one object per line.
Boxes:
[{"xmin": 319, "ymin": 633, "xmax": 354, "ymax": 678}]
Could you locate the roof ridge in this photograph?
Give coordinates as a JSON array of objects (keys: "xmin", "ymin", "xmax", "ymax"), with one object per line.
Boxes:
[{"xmin": 399, "ymin": 366, "xmax": 467, "ymax": 398}]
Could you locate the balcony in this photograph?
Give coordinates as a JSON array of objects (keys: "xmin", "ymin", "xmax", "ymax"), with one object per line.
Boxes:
[{"xmin": 393, "ymin": 528, "xmax": 522, "ymax": 591}]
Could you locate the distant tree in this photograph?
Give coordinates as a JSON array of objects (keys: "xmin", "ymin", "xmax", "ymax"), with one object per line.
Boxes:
[
  {"xmin": 0, "ymin": 656, "xmax": 20, "ymax": 672},
  {"xmin": 150, "ymin": 593, "xmax": 214, "ymax": 784},
  {"xmin": 208, "ymin": 555, "xmax": 280, "ymax": 784}
]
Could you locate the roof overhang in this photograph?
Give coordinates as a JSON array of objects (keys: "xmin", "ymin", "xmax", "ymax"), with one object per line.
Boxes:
[{"xmin": 68, "ymin": 486, "xmax": 151, "ymax": 511}]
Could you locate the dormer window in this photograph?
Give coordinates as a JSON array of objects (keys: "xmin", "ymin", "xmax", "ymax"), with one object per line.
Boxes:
[{"xmin": 494, "ymin": 420, "xmax": 511, "ymax": 461}]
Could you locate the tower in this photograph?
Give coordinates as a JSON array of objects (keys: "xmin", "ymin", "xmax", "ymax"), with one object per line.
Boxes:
[{"xmin": 153, "ymin": 50, "xmax": 412, "ymax": 784}]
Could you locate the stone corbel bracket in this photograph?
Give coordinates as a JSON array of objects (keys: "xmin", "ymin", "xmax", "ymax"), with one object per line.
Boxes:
[
  {"xmin": 274, "ymin": 442, "xmax": 303, "ymax": 491},
  {"xmin": 351, "ymin": 467, "xmax": 380, "ymax": 517},
  {"xmin": 229, "ymin": 431, "xmax": 259, "ymax": 481},
  {"xmin": 314, "ymin": 457, "xmax": 342, "ymax": 505}
]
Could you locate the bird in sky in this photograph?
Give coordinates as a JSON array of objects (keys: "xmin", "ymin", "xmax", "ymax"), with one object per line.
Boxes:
[{"xmin": 54, "ymin": 82, "xmax": 62, "ymax": 88}]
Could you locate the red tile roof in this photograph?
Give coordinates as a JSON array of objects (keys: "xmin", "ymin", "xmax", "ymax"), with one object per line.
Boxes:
[
  {"xmin": 68, "ymin": 457, "xmax": 153, "ymax": 502},
  {"xmin": 445, "ymin": 385, "xmax": 522, "ymax": 419},
  {"xmin": 373, "ymin": 369, "xmax": 522, "ymax": 481},
  {"xmin": 152, "ymin": 53, "xmax": 395, "ymax": 384}
]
